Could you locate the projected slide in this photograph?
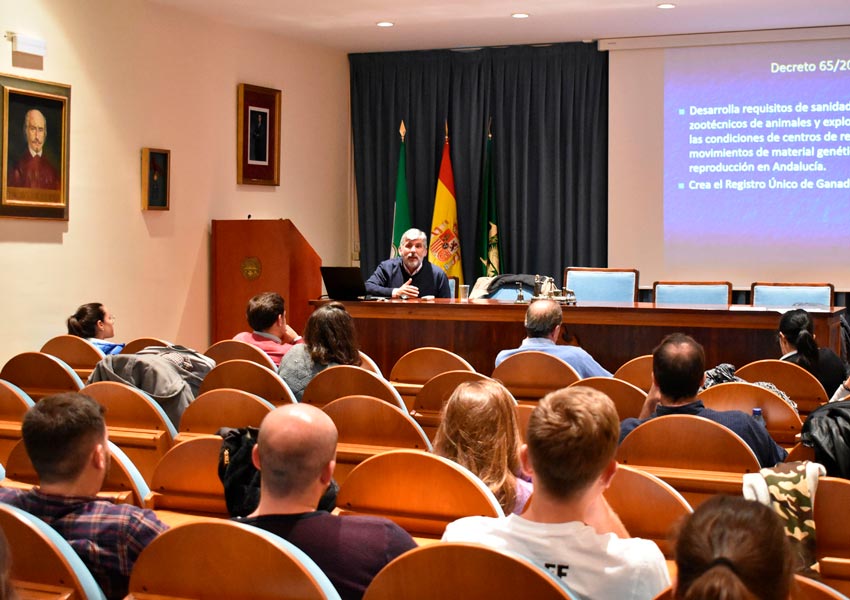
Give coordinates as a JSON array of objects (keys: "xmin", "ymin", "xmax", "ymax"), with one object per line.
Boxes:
[{"xmin": 664, "ymin": 40, "xmax": 850, "ymax": 269}]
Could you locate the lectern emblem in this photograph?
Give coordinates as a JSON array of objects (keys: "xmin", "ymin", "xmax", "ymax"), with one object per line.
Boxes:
[{"xmin": 240, "ymin": 257, "xmax": 262, "ymax": 281}]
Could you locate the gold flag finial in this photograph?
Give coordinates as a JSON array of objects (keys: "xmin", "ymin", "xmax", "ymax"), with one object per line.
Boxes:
[
  {"xmin": 399, "ymin": 120, "xmax": 406, "ymax": 142},
  {"xmin": 445, "ymin": 120, "xmax": 449, "ymax": 142}
]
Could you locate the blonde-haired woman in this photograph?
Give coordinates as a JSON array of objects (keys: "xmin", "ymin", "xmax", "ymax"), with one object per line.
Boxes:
[{"xmin": 433, "ymin": 379, "xmax": 531, "ymax": 514}]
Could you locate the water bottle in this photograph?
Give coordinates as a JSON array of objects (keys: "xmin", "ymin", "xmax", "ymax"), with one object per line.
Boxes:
[{"xmin": 752, "ymin": 407, "xmax": 766, "ymax": 427}]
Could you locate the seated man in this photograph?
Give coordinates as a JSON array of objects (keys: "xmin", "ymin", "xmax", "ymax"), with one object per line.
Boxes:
[
  {"xmin": 233, "ymin": 291, "xmax": 303, "ymax": 366},
  {"xmin": 365, "ymin": 228, "xmax": 451, "ymax": 299},
  {"xmin": 0, "ymin": 393, "xmax": 168, "ymax": 599},
  {"xmin": 442, "ymin": 387, "xmax": 670, "ymax": 599},
  {"xmin": 495, "ymin": 299, "xmax": 611, "ymax": 378},
  {"xmin": 236, "ymin": 404, "xmax": 416, "ymax": 600},
  {"xmin": 620, "ymin": 333, "xmax": 788, "ymax": 468}
]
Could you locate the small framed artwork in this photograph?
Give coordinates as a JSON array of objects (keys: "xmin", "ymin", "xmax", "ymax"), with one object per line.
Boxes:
[
  {"xmin": 0, "ymin": 74, "xmax": 71, "ymax": 220},
  {"xmin": 141, "ymin": 148, "xmax": 170, "ymax": 210},
  {"xmin": 237, "ymin": 83, "xmax": 281, "ymax": 186}
]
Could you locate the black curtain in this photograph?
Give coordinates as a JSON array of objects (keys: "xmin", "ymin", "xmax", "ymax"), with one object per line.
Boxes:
[{"xmin": 350, "ymin": 42, "xmax": 608, "ymax": 285}]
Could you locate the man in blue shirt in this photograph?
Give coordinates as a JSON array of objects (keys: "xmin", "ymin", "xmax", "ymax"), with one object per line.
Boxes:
[
  {"xmin": 619, "ymin": 333, "xmax": 787, "ymax": 468},
  {"xmin": 495, "ymin": 299, "xmax": 611, "ymax": 378}
]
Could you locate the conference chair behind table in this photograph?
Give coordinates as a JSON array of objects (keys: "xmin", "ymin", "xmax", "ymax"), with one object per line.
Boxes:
[
  {"xmin": 613, "ymin": 354, "xmax": 653, "ymax": 393},
  {"xmin": 322, "ymin": 394, "xmax": 432, "ymax": 484},
  {"xmin": 750, "ymin": 281, "xmax": 834, "ymax": 308},
  {"xmin": 198, "ymin": 359, "xmax": 297, "ymax": 406},
  {"xmin": 616, "ymin": 414, "xmax": 761, "ymax": 508},
  {"xmin": 390, "ymin": 347, "xmax": 475, "ymax": 411},
  {"xmin": 652, "ymin": 281, "xmax": 733, "ymax": 305},
  {"xmin": 301, "ymin": 365, "xmax": 406, "ymax": 410},
  {"xmin": 568, "ymin": 376, "xmax": 647, "ymax": 420},
  {"xmin": 203, "ymin": 338, "xmax": 276, "ymax": 370},
  {"xmin": 563, "ymin": 267, "xmax": 639, "ymax": 303},
  {"xmin": 126, "ymin": 520, "xmax": 341, "ymax": 600},
  {"xmin": 412, "ymin": 370, "xmax": 491, "ymax": 440},
  {"xmin": 0, "ymin": 379, "xmax": 34, "ymax": 465},
  {"xmin": 736, "ymin": 359, "xmax": 829, "ymax": 416},
  {"xmin": 0, "ymin": 351, "xmax": 84, "ymax": 401},
  {"xmin": 491, "ymin": 351, "xmax": 580, "ymax": 404},
  {"xmin": 40, "ymin": 334, "xmax": 105, "ymax": 381}
]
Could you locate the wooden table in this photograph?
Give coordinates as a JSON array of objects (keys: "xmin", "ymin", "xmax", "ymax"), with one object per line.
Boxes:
[{"xmin": 316, "ymin": 299, "xmax": 845, "ymax": 377}]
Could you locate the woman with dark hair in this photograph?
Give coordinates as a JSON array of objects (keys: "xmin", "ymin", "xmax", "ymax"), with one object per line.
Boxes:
[
  {"xmin": 277, "ymin": 302, "xmax": 361, "ymax": 400},
  {"xmin": 674, "ymin": 495, "xmax": 795, "ymax": 600},
  {"xmin": 778, "ymin": 308, "xmax": 847, "ymax": 396},
  {"xmin": 433, "ymin": 379, "xmax": 531, "ymax": 514},
  {"xmin": 66, "ymin": 302, "xmax": 124, "ymax": 355}
]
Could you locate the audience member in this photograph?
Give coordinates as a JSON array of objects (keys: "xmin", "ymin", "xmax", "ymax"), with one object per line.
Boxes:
[
  {"xmin": 442, "ymin": 387, "xmax": 670, "ymax": 599},
  {"xmin": 365, "ymin": 228, "xmax": 451, "ymax": 298},
  {"xmin": 433, "ymin": 380, "xmax": 532, "ymax": 515},
  {"xmin": 236, "ymin": 403, "xmax": 416, "ymax": 600},
  {"xmin": 232, "ymin": 291, "xmax": 303, "ymax": 366},
  {"xmin": 778, "ymin": 308, "xmax": 847, "ymax": 397},
  {"xmin": 0, "ymin": 393, "xmax": 167, "ymax": 599},
  {"xmin": 673, "ymin": 495, "xmax": 795, "ymax": 600},
  {"xmin": 620, "ymin": 333, "xmax": 787, "ymax": 468},
  {"xmin": 67, "ymin": 303, "xmax": 124, "ymax": 355},
  {"xmin": 278, "ymin": 302, "xmax": 361, "ymax": 400},
  {"xmin": 495, "ymin": 299, "xmax": 611, "ymax": 377}
]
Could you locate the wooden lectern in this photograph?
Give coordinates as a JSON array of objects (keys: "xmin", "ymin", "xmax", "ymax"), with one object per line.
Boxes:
[{"xmin": 211, "ymin": 219, "xmax": 321, "ymax": 342}]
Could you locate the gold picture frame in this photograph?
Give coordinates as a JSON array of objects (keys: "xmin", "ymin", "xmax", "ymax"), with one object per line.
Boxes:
[
  {"xmin": 141, "ymin": 148, "xmax": 170, "ymax": 211},
  {"xmin": 237, "ymin": 83, "xmax": 281, "ymax": 186}
]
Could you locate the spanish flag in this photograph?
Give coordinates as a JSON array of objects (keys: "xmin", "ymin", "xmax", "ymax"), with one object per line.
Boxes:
[{"xmin": 429, "ymin": 136, "xmax": 463, "ymax": 284}]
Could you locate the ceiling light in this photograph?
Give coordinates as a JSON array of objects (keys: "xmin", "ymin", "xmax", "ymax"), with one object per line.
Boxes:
[
  {"xmin": 656, "ymin": 3, "xmax": 676, "ymax": 8},
  {"xmin": 376, "ymin": 21, "xmax": 394, "ymax": 27},
  {"xmin": 511, "ymin": 13, "xmax": 530, "ymax": 19}
]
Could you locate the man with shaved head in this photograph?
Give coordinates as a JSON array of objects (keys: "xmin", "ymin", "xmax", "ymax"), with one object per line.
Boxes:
[{"xmin": 236, "ymin": 404, "xmax": 416, "ymax": 600}]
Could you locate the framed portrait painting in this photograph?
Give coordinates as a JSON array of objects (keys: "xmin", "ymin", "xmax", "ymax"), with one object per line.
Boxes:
[
  {"xmin": 141, "ymin": 148, "xmax": 170, "ymax": 210},
  {"xmin": 237, "ymin": 83, "xmax": 280, "ymax": 186},
  {"xmin": 0, "ymin": 74, "xmax": 71, "ymax": 220}
]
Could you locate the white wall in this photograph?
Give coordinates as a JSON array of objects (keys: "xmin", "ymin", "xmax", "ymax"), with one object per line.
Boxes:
[{"xmin": 0, "ymin": 0, "xmax": 351, "ymax": 366}]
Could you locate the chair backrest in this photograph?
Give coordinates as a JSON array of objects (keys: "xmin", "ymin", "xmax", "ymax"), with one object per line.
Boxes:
[
  {"xmin": 358, "ymin": 351, "xmax": 383, "ymax": 377},
  {"xmin": 40, "ymin": 334, "xmax": 106, "ymax": 380},
  {"xmin": 198, "ymin": 359, "xmax": 296, "ymax": 406},
  {"xmin": 492, "ymin": 351, "xmax": 580, "ymax": 403},
  {"xmin": 3, "ymin": 439, "xmax": 150, "ymax": 508},
  {"xmin": 390, "ymin": 347, "xmax": 474, "ymax": 386},
  {"xmin": 653, "ymin": 281, "xmax": 732, "ymax": 305},
  {"xmin": 698, "ymin": 382, "xmax": 803, "ymax": 445},
  {"xmin": 736, "ymin": 359, "xmax": 829, "ymax": 415},
  {"xmin": 336, "ymin": 449, "xmax": 504, "ymax": 538},
  {"xmin": 604, "ymin": 465, "xmax": 692, "ymax": 558},
  {"xmin": 448, "ymin": 276, "xmax": 458, "ymax": 298},
  {"xmin": 83, "ymin": 381, "xmax": 177, "ymax": 483},
  {"xmin": 0, "ymin": 379, "xmax": 34, "ymax": 465},
  {"xmin": 563, "ymin": 267, "xmax": 639, "ymax": 303},
  {"xmin": 0, "ymin": 351, "xmax": 84, "ymax": 401},
  {"xmin": 126, "ymin": 520, "xmax": 340, "ymax": 600},
  {"xmin": 145, "ymin": 435, "xmax": 227, "ymax": 516},
  {"xmin": 413, "ymin": 370, "xmax": 491, "ymax": 414},
  {"xmin": 302, "ymin": 365, "xmax": 406, "ymax": 410},
  {"xmin": 751, "ymin": 282, "xmax": 834, "ymax": 307},
  {"xmin": 792, "ymin": 575, "xmax": 850, "ymax": 600},
  {"xmin": 178, "ymin": 388, "xmax": 274, "ymax": 437},
  {"xmin": 363, "ymin": 542, "xmax": 578, "ymax": 600},
  {"xmin": 121, "ymin": 337, "xmax": 172, "ymax": 354},
  {"xmin": 617, "ymin": 414, "xmax": 760, "ymax": 473},
  {"xmin": 0, "ymin": 502, "xmax": 107, "ymax": 600},
  {"xmin": 514, "ymin": 403, "xmax": 534, "ymax": 442},
  {"xmin": 323, "ymin": 395, "xmax": 431, "ymax": 450},
  {"xmin": 613, "ymin": 354, "xmax": 653, "ymax": 392},
  {"xmin": 811, "ymin": 477, "xmax": 850, "ymax": 597},
  {"xmin": 203, "ymin": 339, "xmax": 276, "ymax": 370},
  {"xmin": 568, "ymin": 376, "xmax": 647, "ymax": 420}
]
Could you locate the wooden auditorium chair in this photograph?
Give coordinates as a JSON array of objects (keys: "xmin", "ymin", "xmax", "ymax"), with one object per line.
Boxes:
[
  {"xmin": 0, "ymin": 351, "xmax": 84, "ymax": 401},
  {"xmin": 492, "ymin": 351, "xmax": 579, "ymax": 404},
  {"xmin": 336, "ymin": 449, "xmax": 504, "ymax": 539},
  {"xmin": 358, "ymin": 351, "xmax": 383, "ymax": 377},
  {"xmin": 363, "ymin": 542, "xmax": 578, "ymax": 600},
  {"xmin": 322, "ymin": 394, "xmax": 431, "ymax": 483},
  {"xmin": 174, "ymin": 388, "xmax": 274, "ymax": 444},
  {"xmin": 698, "ymin": 381, "xmax": 803, "ymax": 446},
  {"xmin": 652, "ymin": 281, "xmax": 732, "ymax": 305},
  {"xmin": 814, "ymin": 476, "xmax": 850, "ymax": 595},
  {"xmin": 568, "ymin": 376, "xmax": 647, "ymax": 420},
  {"xmin": 203, "ymin": 338, "xmax": 276, "ymax": 370},
  {"xmin": 120, "ymin": 337, "xmax": 172, "ymax": 354},
  {"xmin": 301, "ymin": 365, "xmax": 406, "ymax": 410},
  {"xmin": 613, "ymin": 354, "xmax": 653, "ymax": 392},
  {"xmin": 83, "ymin": 381, "xmax": 177, "ymax": 484},
  {"xmin": 40, "ymin": 334, "xmax": 105, "ymax": 381},
  {"xmin": 736, "ymin": 359, "xmax": 829, "ymax": 415},
  {"xmin": 563, "ymin": 266, "xmax": 639, "ymax": 303},
  {"xmin": 126, "ymin": 520, "xmax": 340, "ymax": 600},
  {"xmin": 750, "ymin": 281, "xmax": 834, "ymax": 308},
  {"xmin": 411, "ymin": 370, "xmax": 491, "ymax": 439},
  {"xmin": 0, "ymin": 502, "xmax": 107, "ymax": 600},
  {"xmin": 389, "ymin": 347, "xmax": 475, "ymax": 410},
  {"xmin": 617, "ymin": 414, "xmax": 760, "ymax": 507},
  {"xmin": 0, "ymin": 379, "xmax": 34, "ymax": 465},
  {"xmin": 198, "ymin": 358, "xmax": 296, "ymax": 406},
  {"xmin": 654, "ymin": 577, "xmax": 848, "ymax": 600}
]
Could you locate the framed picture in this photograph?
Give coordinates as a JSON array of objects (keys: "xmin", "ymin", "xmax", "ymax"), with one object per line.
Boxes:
[
  {"xmin": 237, "ymin": 83, "xmax": 281, "ymax": 186},
  {"xmin": 141, "ymin": 148, "xmax": 170, "ymax": 211},
  {"xmin": 0, "ymin": 74, "xmax": 71, "ymax": 220}
]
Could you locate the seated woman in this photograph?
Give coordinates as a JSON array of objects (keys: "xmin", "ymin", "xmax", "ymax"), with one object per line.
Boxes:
[
  {"xmin": 277, "ymin": 302, "xmax": 361, "ymax": 400},
  {"xmin": 67, "ymin": 302, "xmax": 124, "ymax": 355},
  {"xmin": 673, "ymin": 495, "xmax": 794, "ymax": 600},
  {"xmin": 778, "ymin": 308, "xmax": 847, "ymax": 395},
  {"xmin": 433, "ymin": 379, "xmax": 531, "ymax": 515}
]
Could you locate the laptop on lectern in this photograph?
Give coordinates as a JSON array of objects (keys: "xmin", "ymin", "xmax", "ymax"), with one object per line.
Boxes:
[{"xmin": 320, "ymin": 266, "xmax": 374, "ymax": 301}]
